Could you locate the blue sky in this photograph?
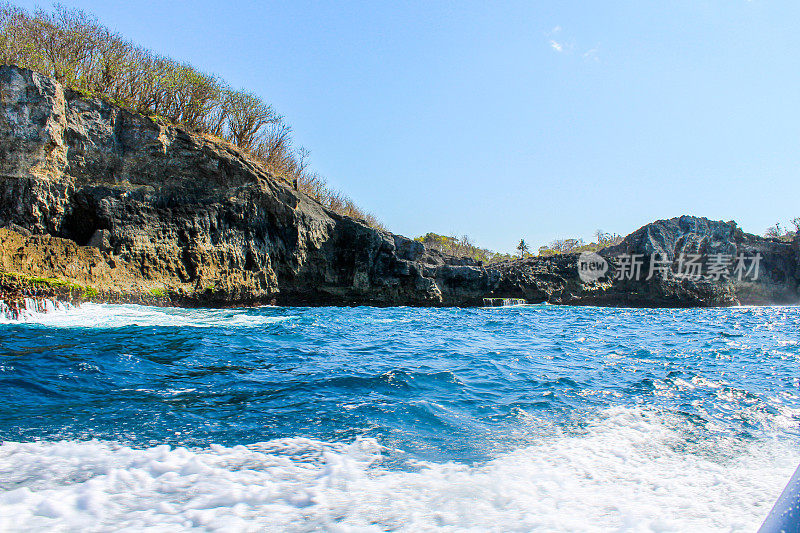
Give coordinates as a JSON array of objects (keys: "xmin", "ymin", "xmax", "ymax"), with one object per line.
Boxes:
[{"xmin": 17, "ymin": 1, "xmax": 800, "ymax": 252}]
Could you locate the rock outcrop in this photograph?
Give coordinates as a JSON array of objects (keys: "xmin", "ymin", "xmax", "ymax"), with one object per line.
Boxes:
[
  {"xmin": 600, "ymin": 216, "xmax": 800, "ymax": 306},
  {"xmin": 0, "ymin": 65, "xmax": 797, "ymax": 308},
  {"xmin": 472, "ymin": 216, "xmax": 799, "ymax": 307}
]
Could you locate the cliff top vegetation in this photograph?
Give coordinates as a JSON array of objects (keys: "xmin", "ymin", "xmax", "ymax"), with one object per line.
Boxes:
[
  {"xmin": 764, "ymin": 218, "xmax": 799, "ymax": 242},
  {"xmin": 0, "ymin": 2, "xmax": 382, "ymax": 228}
]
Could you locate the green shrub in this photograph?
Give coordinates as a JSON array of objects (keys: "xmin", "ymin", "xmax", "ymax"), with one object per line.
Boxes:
[{"xmin": 0, "ymin": 271, "xmax": 98, "ymax": 297}]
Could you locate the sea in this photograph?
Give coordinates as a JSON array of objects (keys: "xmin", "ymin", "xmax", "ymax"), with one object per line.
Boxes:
[{"xmin": 0, "ymin": 303, "xmax": 798, "ymax": 531}]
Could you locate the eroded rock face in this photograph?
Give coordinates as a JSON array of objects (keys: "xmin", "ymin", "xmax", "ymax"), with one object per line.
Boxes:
[
  {"xmin": 599, "ymin": 216, "xmax": 800, "ymax": 306},
  {"xmin": 0, "ymin": 66, "xmax": 71, "ymax": 235},
  {"xmin": 0, "ymin": 65, "xmax": 450, "ymax": 306},
  {"xmin": 0, "ymin": 65, "xmax": 797, "ymax": 307},
  {"xmin": 475, "ymin": 216, "xmax": 798, "ymax": 307}
]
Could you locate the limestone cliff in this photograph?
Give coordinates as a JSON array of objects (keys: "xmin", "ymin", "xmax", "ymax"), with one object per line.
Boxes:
[
  {"xmin": 0, "ymin": 65, "xmax": 446, "ymax": 306},
  {"xmin": 0, "ymin": 65, "xmax": 797, "ymax": 308}
]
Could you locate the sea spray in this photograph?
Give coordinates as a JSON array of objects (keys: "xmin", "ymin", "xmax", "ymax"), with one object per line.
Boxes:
[{"xmin": 0, "ymin": 298, "xmax": 72, "ymax": 322}]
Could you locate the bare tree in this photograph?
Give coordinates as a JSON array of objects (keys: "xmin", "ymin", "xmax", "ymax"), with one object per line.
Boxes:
[
  {"xmin": 765, "ymin": 223, "xmax": 783, "ymax": 239},
  {"xmin": 222, "ymin": 90, "xmax": 280, "ymax": 150},
  {"xmin": 0, "ymin": 3, "xmax": 384, "ymax": 228}
]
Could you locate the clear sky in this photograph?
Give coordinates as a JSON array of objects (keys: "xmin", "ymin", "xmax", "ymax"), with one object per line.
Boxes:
[{"xmin": 16, "ymin": 0, "xmax": 800, "ymax": 253}]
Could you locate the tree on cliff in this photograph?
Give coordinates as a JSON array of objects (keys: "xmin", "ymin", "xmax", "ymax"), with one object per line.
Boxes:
[
  {"xmin": 517, "ymin": 239, "xmax": 529, "ymax": 258},
  {"xmin": 765, "ymin": 220, "xmax": 798, "ymax": 241},
  {"xmin": 0, "ymin": 3, "xmax": 383, "ymax": 229},
  {"xmin": 414, "ymin": 233, "xmax": 514, "ymax": 263},
  {"xmin": 537, "ymin": 230, "xmax": 623, "ymax": 256}
]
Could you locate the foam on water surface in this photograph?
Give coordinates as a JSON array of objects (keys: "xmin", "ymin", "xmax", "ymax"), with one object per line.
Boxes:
[
  {"xmin": 1, "ymin": 303, "xmax": 799, "ymax": 531},
  {"xmin": 0, "ymin": 302, "xmax": 297, "ymax": 329},
  {"xmin": 0, "ymin": 298, "xmax": 73, "ymax": 323},
  {"xmin": 0, "ymin": 408, "xmax": 794, "ymax": 532}
]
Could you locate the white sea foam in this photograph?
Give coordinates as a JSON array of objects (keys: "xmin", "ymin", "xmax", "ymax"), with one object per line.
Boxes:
[
  {"xmin": 0, "ymin": 302, "xmax": 296, "ymax": 329},
  {"xmin": 0, "ymin": 298, "xmax": 73, "ymax": 323},
  {"xmin": 0, "ymin": 407, "xmax": 794, "ymax": 532}
]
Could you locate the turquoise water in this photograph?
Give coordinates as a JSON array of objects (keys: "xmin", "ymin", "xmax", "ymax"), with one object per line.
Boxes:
[{"xmin": 0, "ymin": 304, "xmax": 799, "ymax": 531}]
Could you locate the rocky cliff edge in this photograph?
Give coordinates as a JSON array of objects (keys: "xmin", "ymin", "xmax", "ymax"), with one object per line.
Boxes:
[{"xmin": 0, "ymin": 65, "xmax": 797, "ymax": 309}]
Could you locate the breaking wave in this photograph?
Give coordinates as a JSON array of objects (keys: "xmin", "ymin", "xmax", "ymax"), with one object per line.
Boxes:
[
  {"xmin": 0, "ymin": 407, "xmax": 793, "ymax": 532},
  {"xmin": 0, "ymin": 302, "xmax": 297, "ymax": 329}
]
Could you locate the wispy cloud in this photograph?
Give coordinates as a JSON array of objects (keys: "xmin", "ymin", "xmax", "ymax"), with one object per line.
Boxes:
[
  {"xmin": 545, "ymin": 25, "xmax": 600, "ymax": 61},
  {"xmin": 546, "ymin": 25, "xmax": 568, "ymax": 54},
  {"xmin": 582, "ymin": 47, "xmax": 600, "ymax": 62}
]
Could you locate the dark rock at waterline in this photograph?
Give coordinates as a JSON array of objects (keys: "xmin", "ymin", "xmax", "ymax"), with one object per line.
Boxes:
[{"xmin": 0, "ymin": 64, "xmax": 797, "ymax": 308}]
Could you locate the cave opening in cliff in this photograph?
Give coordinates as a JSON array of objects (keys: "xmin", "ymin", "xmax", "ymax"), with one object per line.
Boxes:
[{"xmin": 61, "ymin": 195, "xmax": 104, "ymax": 246}]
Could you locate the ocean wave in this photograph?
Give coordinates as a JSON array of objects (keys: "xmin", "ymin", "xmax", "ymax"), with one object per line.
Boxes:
[
  {"xmin": 0, "ymin": 303, "xmax": 297, "ymax": 329},
  {"xmin": 0, "ymin": 407, "xmax": 793, "ymax": 532},
  {"xmin": 0, "ymin": 298, "xmax": 73, "ymax": 323}
]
